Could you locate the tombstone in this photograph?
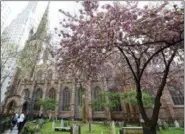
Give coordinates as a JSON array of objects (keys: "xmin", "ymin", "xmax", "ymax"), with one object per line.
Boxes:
[
  {"xmin": 73, "ymin": 125, "xmax": 77, "ymax": 134},
  {"xmin": 61, "ymin": 119, "xmax": 64, "ymax": 127},
  {"xmin": 157, "ymin": 118, "xmax": 162, "ymax": 126},
  {"xmin": 174, "ymin": 120, "xmax": 180, "ymax": 128},
  {"xmin": 111, "ymin": 121, "xmax": 116, "ymax": 134},
  {"xmin": 49, "ymin": 113, "xmax": 52, "ymax": 120},
  {"xmin": 52, "ymin": 121, "xmax": 55, "ymax": 132},
  {"xmin": 72, "ymin": 125, "xmax": 80, "ymax": 134},
  {"xmin": 89, "ymin": 120, "xmax": 92, "ymax": 132}
]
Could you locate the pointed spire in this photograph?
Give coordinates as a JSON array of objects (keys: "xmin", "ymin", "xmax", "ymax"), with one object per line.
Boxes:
[{"xmin": 30, "ymin": 1, "xmax": 50, "ymax": 40}]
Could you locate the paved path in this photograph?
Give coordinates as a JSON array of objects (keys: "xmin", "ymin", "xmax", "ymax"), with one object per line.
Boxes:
[{"xmin": 3, "ymin": 126, "xmax": 18, "ymax": 134}]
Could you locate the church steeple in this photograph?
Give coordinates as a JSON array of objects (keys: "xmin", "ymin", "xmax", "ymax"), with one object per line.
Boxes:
[{"xmin": 30, "ymin": 1, "xmax": 50, "ymax": 41}]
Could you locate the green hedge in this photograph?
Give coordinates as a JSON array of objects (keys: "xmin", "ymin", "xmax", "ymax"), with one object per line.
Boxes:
[
  {"xmin": 0, "ymin": 114, "xmax": 12, "ymax": 133},
  {"xmin": 20, "ymin": 119, "xmax": 46, "ymax": 134}
]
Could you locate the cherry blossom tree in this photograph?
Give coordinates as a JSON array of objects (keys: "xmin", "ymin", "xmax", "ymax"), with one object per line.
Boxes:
[{"xmin": 56, "ymin": 1, "xmax": 183, "ymax": 134}]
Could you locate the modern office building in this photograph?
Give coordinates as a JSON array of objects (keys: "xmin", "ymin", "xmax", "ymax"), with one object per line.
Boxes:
[
  {"xmin": 1, "ymin": 1, "xmax": 11, "ymax": 34},
  {"xmin": 1, "ymin": 2, "xmax": 39, "ymax": 102}
]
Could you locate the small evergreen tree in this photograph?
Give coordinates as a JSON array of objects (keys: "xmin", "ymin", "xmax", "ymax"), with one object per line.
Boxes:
[{"xmin": 123, "ymin": 89, "xmax": 153, "ymax": 108}]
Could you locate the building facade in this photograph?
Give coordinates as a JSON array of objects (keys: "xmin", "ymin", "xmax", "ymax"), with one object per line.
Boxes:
[
  {"xmin": 1, "ymin": 2, "xmax": 40, "ymax": 102},
  {"xmin": 2, "ymin": 2, "xmax": 184, "ymax": 125},
  {"xmin": 1, "ymin": 1, "xmax": 11, "ymax": 34}
]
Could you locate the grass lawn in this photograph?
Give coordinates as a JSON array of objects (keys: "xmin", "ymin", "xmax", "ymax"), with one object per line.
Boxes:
[
  {"xmin": 40, "ymin": 121, "xmax": 184, "ymax": 134},
  {"xmin": 40, "ymin": 121, "xmax": 120, "ymax": 134},
  {"xmin": 159, "ymin": 128, "xmax": 184, "ymax": 134}
]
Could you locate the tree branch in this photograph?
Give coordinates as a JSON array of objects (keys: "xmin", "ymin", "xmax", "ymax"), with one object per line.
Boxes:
[
  {"xmin": 139, "ymin": 39, "xmax": 183, "ymax": 79},
  {"xmin": 151, "ymin": 47, "xmax": 177, "ymax": 126},
  {"xmin": 116, "ymin": 46, "xmax": 138, "ymax": 82}
]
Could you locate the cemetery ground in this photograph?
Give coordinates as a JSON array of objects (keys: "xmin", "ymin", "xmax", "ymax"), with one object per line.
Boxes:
[{"xmin": 21, "ymin": 119, "xmax": 184, "ymax": 134}]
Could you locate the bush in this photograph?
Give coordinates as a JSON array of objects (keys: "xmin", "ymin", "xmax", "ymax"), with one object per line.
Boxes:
[
  {"xmin": 163, "ymin": 122, "xmax": 169, "ymax": 130},
  {"xmin": 0, "ymin": 114, "xmax": 12, "ymax": 133},
  {"xmin": 20, "ymin": 120, "xmax": 46, "ymax": 134},
  {"xmin": 20, "ymin": 122, "xmax": 38, "ymax": 134}
]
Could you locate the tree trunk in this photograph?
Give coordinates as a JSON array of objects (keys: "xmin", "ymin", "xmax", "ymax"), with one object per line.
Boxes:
[
  {"xmin": 84, "ymin": 79, "xmax": 92, "ymax": 122},
  {"xmin": 82, "ymin": 95, "xmax": 87, "ymax": 123},
  {"xmin": 142, "ymin": 124, "xmax": 157, "ymax": 134},
  {"xmin": 87, "ymin": 80, "xmax": 92, "ymax": 121}
]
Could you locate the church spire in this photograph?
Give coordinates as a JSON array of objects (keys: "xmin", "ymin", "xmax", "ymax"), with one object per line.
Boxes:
[{"xmin": 30, "ymin": 1, "xmax": 50, "ymax": 40}]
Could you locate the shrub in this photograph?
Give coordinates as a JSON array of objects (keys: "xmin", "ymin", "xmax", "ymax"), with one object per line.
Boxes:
[
  {"xmin": 20, "ymin": 121, "xmax": 41, "ymax": 134},
  {"xmin": 163, "ymin": 122, "xmax": 169, "ymax": 130}
]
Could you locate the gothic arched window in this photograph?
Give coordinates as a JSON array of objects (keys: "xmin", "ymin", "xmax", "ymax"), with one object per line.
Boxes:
[
  {"xmin": 22, "ymin": 89, "xmax": 30, "ymax": 98},
  {"xmin": 169, "ymin": 87, "xmax": 184, "ymax": 105},
  {"xmin": 75, "ymin": 87, "xmax": 83, "ymax": 111},
  {"xmin": 33, "ymin": 88, "xmax": 43, "ymax": 110},
  {"xmin": 62, "ymin": 87, "xmax": 70, "ymax": 111},
  {"xmin": 109, "ymin": 87, "xmax": 122, "ymax": 111},
  {"xmin": 7, "ymin": 100, "xmax": 17, "ymax": 114},
  {"xmin": 33, "ymin": 88, "xmax": 43, "ymax": 100},
  {"xmin": 104, "ymin": 64, "xmax": 113, "ymax": 78},
  {"xmin": 48, "ymin": 69, "xmax": 53, "ymax": 80},
  {"xmin": 93, "ymin": 86, "xmax": 103, "ymax": 111},
  {"xmin": 48, "ymin": 88, "xmax": 56, "ymax": 99},
  {"xmin": 37, "ymin": 70, "xmax": 43, "ymax": 80}
]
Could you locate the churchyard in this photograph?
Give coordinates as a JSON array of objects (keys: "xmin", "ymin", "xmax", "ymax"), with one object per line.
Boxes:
[{"xmin": 18, "ymin": 119, "xmax": 184, "ymax": 134}]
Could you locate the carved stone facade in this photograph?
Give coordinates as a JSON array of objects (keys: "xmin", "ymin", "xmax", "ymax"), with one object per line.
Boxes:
[{"xmin": 3, "ymin": 70, "xmax": 184, "ymax": 122}]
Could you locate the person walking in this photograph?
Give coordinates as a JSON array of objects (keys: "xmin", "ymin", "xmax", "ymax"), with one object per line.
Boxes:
[
  {"xmin": 17, "ymin": 111, "xmax": 25, "ymax": 134},
  {"xmin": 11, "ymin": 112, "xmax": 19, "ymax": 131}
]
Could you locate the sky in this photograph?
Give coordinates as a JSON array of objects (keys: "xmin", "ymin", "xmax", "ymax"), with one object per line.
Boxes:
[{"xmin": 4, "ymin": 1, "xmax": 181, "ymax": 32}]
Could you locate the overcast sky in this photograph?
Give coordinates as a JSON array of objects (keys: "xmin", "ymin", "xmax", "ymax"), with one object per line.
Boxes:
[{"xmin": 4, "ymin": 1, "xmax": 181, "ymax": 32}]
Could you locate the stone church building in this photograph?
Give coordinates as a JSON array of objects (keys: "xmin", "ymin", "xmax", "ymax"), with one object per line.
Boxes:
[{"xmin": 2, "ymin": 3, "xmax": 184, "ymax": 123}]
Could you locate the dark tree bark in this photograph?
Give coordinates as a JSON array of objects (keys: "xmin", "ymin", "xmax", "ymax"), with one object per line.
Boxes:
[{"xmin": 117, "ymin": 43, "xmax": 179, "ymax": 134}]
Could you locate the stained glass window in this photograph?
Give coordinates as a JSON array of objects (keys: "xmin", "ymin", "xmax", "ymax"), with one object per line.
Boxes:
[
  {"xmin": 169, "ymin": 87, "xmax": 184, "ymax": 105},
  {"xmin": 33, "ymin": 88, "xmax": 43, "ymax": 110},
  {"xmin": 22, "ymin": 89, "xmax": 30, "ymax": 98},
  {"xmin": 48, "ymin": 88, "xmax": 56, "ymax": 99},
  {"xmin": 109, "ymin": 87, "xmax": 122, "ymax": 111},
  {"xmin": 93, "ymin": 86, "xmax": 103, "ymax": 111},
  {"xmin": 62, "ymin": 87, "xmax": 70, "ymax": 111}
]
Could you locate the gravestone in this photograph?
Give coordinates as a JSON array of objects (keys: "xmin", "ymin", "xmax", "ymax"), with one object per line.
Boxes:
[
  {"xmin": 174, "ymin": 120, "xmax": 180, "ymax": 128},
  {"xmin": 52, "ymin": 121, "xmax": 55, "ymax": 132},
  {"xmin": 157, "ymin": 119, "xmax": 162, "ymax": 126},
  {"xmin": 89, "ymin": 120, "xmax": 92, "ymax": 132},
  {"xmin": 73, "ymin": 125, "xmax": 77, "ymax": 134},
  {"xmin": 72, "ymin": 125, "xmax": 80, "ymax": 134},
  {"xmin": 111, "ymin": 121, "xmax": 116, "ymax": 134},
  {"xmin": 157, "ymin": 118, "xmax": 162, "ymax": 131},
  {"xmin": 61, "ymin": 119, "xmax": 64, "ymax": 127}
]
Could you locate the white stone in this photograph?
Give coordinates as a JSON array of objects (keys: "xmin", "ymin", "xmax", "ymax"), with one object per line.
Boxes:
[
  {"xmin": 61, "ymin": 119, "xmax": 64, "ymax": 127},
  {"xmin": 111, "ymin": 121, "xmax": 116, "ymax": 134},
  {"xmin": 174, "ymin": 120, "xmax": 180, "ymax": 128},
  {"xmin": 52, "ymin": 121, "xmax": 55, "ymax": 132}
]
